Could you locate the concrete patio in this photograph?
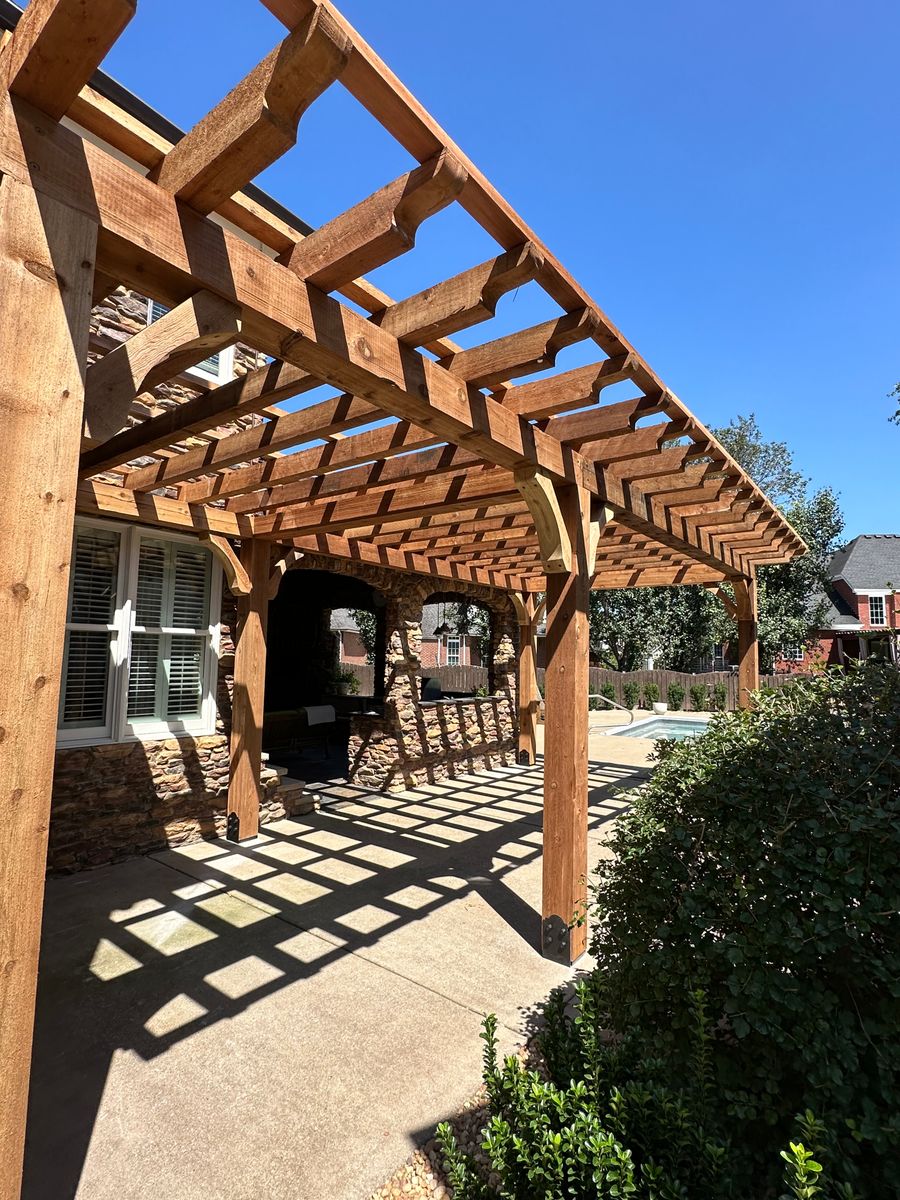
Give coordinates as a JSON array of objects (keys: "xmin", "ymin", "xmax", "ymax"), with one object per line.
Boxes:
[{"xmin": 24, "ymin": 724, "xmax": 652, "ymax": 1200}]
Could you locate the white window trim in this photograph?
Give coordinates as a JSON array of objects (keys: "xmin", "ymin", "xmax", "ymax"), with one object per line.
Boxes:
[
  {"xmin": 868, "ymin": 595, "xmax": 887, "ymax": 626},
  {"xmin": 146, "ymin": 298, "xmax": 235, "ymax": 386},
  {"xmin": 57, "ymin": 519, "xmax": 222, "ymax": 748},
  {"xmin": 780, "ymin": 646, "xmax": 805, "ymax": 662},
  {"xmin": 446, "ymin": 634, "xmax": 461, "ymax": 666}
]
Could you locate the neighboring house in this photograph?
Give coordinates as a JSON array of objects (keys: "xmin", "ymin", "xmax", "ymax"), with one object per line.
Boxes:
[
  {"xmin": 331, "ymin": 605, "xmax": 484, "ymax": 668},
  {"xmin": 775, "ymin": 534, "xmax": 900, "ymax": 671}
]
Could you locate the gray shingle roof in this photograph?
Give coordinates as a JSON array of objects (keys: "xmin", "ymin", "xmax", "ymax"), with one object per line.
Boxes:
[
  {"xmin": 809, "ymin": 587, "xmax": 863, "ymax": 630},
  {"xmin": 828, "ymin": 535, "xmax": 900, "ymax": 592}
]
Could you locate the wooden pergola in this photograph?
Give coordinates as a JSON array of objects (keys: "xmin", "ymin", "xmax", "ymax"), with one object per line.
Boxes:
[{"xmin": 0, "ymin": 1, "xmax": 805, "ymax": 1191}]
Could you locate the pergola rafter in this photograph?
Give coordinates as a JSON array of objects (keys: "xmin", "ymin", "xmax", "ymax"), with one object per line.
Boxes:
[{"xmin": 0, "ymin": 4, "xmax": 808, "ymax": 1188}]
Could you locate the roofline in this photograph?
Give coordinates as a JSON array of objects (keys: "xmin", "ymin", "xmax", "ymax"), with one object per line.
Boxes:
[{"xmin": 0, "ymin": 0, "xmax": 314, "ymax": 239}]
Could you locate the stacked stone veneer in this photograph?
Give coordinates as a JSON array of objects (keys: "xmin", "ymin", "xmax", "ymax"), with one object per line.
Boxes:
[{"xmin": 290, "ymin": 556, "xmax": 521, "ymax": 791}]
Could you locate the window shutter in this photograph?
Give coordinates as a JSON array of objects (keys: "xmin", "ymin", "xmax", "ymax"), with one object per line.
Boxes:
[
  {"xmin": 171, "ymin": 545, "xmax": 210, "ymax": 628},
  {"xmin": 70, "ymin": 527, "xmax": 119, "ymax": 623},
  {"xmin": 62, "ymin": 631, "xmax": 113, "ymax": 725},
  {"xmin": 127, "ymin": 632, "xmax": 161, "ymax": 718},
  {"xmin": 135, "ymin": 541, "xmax": 166, "ymax": 626},
  {"xmin": 167, "ymin": 635, "xmax": 205, "ymax": 718},
  {"xmin": 60, "ymin": 526, "xmax": 121, "ymax": 730}
]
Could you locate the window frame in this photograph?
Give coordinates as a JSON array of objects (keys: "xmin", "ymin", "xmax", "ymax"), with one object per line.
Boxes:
[
  {"xmin": 146, "ymin": 298, "xmax": 235, "ymax": 386},
  {"xmin": 868, "ymin": 595, "xmax": 886, "ymax": 626},
  {"xmin": 445, "ymin": 635, "xmax": 461, "ymax": 666},
  {"xmin": 780, "ymin": 645, "xmax": 805, "ymax": 663},
  {"xmin": 57, "ymin": 519, "xmax": 223, "ymax": 748}
]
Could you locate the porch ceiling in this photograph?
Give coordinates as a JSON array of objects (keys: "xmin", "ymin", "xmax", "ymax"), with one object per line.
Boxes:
[{"xmin": 2, "ymin": 0, "xmax": 806, "ymax": 593}]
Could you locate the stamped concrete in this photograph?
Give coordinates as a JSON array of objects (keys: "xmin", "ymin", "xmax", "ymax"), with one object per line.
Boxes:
[{"xmin": 24, "ymin": 734, "xmax": 651, "ymax": 1200}]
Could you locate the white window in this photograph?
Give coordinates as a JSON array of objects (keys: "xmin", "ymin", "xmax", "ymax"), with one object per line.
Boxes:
[
  {"xmin": 58, "ymin": 521, "xmax": 222, "ymax": 745},
  {"xmin": 446, "ymin": 635, "xmax": 461, "ymax": 666},
  {"xmin": 869, "ymin": 595, "xmax": 886, "ymax": 626},
  {"xmin": 147, "ymin": 299, "xmax": 234, "ymax": 385},
  {"xmin": 780, "ymin": 646, "xmax": 805, "ymax": 662}
]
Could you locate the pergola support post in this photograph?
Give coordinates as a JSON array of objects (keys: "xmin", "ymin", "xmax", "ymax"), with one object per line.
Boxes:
[
  {"xmin": 541, "ymin": 482, "xmax": 591, "ymax": 964},
  {"xmin": 0, "ymin": 174, "xmax": 97, "ymax": 1200},
  {"xmin": 733, "ymin": 572, "xmax": 759, "ymax": 709},
  {"xmin": 226, "ymin": 538, "xmax": 271, "ymax": 841}
]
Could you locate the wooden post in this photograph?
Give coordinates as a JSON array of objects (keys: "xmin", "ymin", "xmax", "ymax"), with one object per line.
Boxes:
[
  {"xmin": 227, "ymin": 539, "xmax": 271, "ymax": 841},
  {"xmin": 512, "ymin": 592, "xmax": 542, "ymax": 766},
  {"xmin": 0, "ymin": 175, "xmax": 97, "ymax": 1200},
  {"xmin": 541, "ymin": 483, "xmax": 591, "ymax": 964},
  {"xmin": 733, "ymin": 573, "xmax": 759, "ymax": 709}
]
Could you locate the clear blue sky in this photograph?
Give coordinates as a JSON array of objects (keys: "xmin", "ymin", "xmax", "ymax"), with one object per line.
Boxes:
[{"xmin": 101, "ymin": 0, "xmax": 900, "ymax": 538}]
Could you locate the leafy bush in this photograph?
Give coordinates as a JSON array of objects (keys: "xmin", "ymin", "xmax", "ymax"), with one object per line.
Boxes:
[
  {"xmin": 600, "ymin": 681, "xmax": 617, "ymax": 704},
  {"xmin": 622, "ymin": 680, "xmax": 639, "ymax": 709},
  {"xmin": 590, "ymin": 663, "xmax": 900, "ymax": 1195},
  {"xmin": 713, "ymin": 679, "xmax": 729, "ymax": 711},
  {"xmin": 689, "ymin": 681, "xmax": 709, "ymax": 711},
  {"xmin": 642, "ymin": 682, "xmax": 660, "ymax": 709},
  {"xmin": 438, "ymin": 1002, "xmax": 851, "ymax": 1199},
  {"xmin": 667, "ymin": 681, "xmax": 685, "ymax": 710}
]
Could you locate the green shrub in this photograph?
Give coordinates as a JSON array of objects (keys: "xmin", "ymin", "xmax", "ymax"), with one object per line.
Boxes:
[
  {"xmin": 642, "ymin": 682, "xmax": 660, "ymax": 709},
  {"xmin": 622, "ymin": 680, "xmax": 640, "ymax": 709},
  {"xmin": 712, "ymin": 679, "xmax": 729, "ymax": 711},
  {"xmin": 667, "ymin": 681, "xmax": 685, "ymax": 710},
  {"xmin": 590, "ymin": 663, "xmax": 900, "ymax": 1195},
  {"xmin": 600, "ymin": 681, "xmax": 617, "ymax": 704},
  {"xmin": 689, "ymin": 681, "xmax": 709, "ymax": 711},
  {"xmin": 438, "ymin": 1003, "xmax": 851, "ymax": 1199}
]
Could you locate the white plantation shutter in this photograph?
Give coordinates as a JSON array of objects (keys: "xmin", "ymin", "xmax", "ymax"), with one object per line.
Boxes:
[
  {"xmin": 59, "ymin": 522, "xmax": 220, "ymax": 743},
  {"xmin": 59, "ymin": 527, "xmax": 121, "ymax": 732}
]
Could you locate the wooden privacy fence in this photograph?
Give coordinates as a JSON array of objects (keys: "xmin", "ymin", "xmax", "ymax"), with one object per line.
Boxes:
[
  {"xmin": 575, "ymin": 667, "xmax": 811, "ymax": 711},
  {"xmin": 342, "ymin": 663, "xmax": 490, "ymax": 695}
]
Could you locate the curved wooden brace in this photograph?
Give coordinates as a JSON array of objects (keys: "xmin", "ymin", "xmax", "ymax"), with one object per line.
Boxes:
[
  {"xmin": 588, "ymin": 502, "xmax": 615, "ymax": 573},
  {"xmin": 151, "ymin": 7, "xmax": 351, "ymax": 214},
  {"xmin": 201, "ymin": 534, "xmax": 252, "ymax": 596},
  {"xmin": 514, "ymin": 467, "xmax": 572, "ymax": 574},
  {"xmin": 82, "ymin": 291, "xmax": 241, "ymax": 445},
  {"xmin": 279, "ymin": 148, "xmax": 468, "ymax": 289}
]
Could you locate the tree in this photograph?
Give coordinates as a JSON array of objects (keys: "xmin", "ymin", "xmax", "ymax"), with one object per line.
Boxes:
[
  {"xmin": 588, "ymin": 413, "xmax": 845, "ymax": 673},
  {"xmin": 890, "ymin": 382, "xmax": 899, "ymax": 425},
  {"xmin": 350, "ymin": 609, "xmax": 377, "ymax": 663}
]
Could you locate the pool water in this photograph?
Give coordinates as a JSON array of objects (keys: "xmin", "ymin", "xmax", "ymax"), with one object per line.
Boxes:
[{"xmin": 611, "ymin": 717, "xmax": 710, "ymax": 741}]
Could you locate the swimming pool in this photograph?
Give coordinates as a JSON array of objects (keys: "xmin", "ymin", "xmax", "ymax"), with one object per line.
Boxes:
[{"xmin": 608, "ymin": 716, "xmax": 710, "ymax": 741}]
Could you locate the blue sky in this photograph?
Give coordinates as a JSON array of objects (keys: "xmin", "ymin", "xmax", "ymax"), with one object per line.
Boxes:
[{"xmin": 102, "ymin": 0, "xmax": 900, "ymax": 538}]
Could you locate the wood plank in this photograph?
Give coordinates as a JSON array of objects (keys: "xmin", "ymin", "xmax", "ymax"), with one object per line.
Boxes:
[
  {"xmin": 180, "ymin": 419, "xmax": 444, "ymax": 505},
  {"xmin": 152, "ymin": 8, "xmax": 350, "ymax": 214},
  {"xmin": 367, "ymin": 511, "xmax": 533, "ymax": 546},
  {"xmin": 75, "ymin": 479, "xmax": 251, "ymax": 537},
  {"xmin": 546, "ymin": 393, "xmax": 671, "ymax": 443},
  {"xmin": 0, "ymin": 97, "xmax": 590, "ymax": 493},
  {"xmin": 500, "ymin": 356, "xmax": 639, "ymax": 420},
  {"xmin": 0, "ymin": 0, "xmax": 135, "ymax": 120},
  {"xmin": 82, "ymin": 291, "xmax": 242, "ymax": 444},
  {"xmin": 79, "ymin": 357, "xmax": 323, "ymax": 477},
  {"xmin": 733, "ymin": 573, "xmax": 759, "ymax": 708},
  {"xmin": 440, "ymin": 308, "xmax": 597, "ymax": 388},
  {"xmin": 254, "ymin": 468, "xmax": 521, "ymax": 537},
  {"xmin": 200, "ymin": 534, "xmax": 251, "ymax": 596},
  {"xmin": 225, "ymin": 441, "xmax": 481, "ymax": 515},
  {"xmin": 514, "ymin": 466, "xmax": 572, "ymax": 573},
  {"xmin": 278, "ymin": 150, "xmax": 466, "ymax": 289},
  {"xmin": 120, "ymin": 393, "xmax": 382, "ymax": 491},
  {"xmin": 227, "ymin": 539, "xmax": 271, "ymax": 841},
  {"xmin": 376, "ymin": 242, "xmax": 543, "ymax": 345},
  {"xmin": 285, "ymin": 530, "xmax": 530, "ymax": 591},
  {"xmin": 0, "ymin": 174, "xmax": 97, "ymax": 1200},
  {"xmin": 542, "ymin": 481, "xmax": 591, "ymax": 964}
]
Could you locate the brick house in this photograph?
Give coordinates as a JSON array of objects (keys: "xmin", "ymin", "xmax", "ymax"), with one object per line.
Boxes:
[
  {"xmin": 775, "ymin": 535, "xmax": 900, "ymax": 671},
  {"xmin": 332, "ymin": 603, "xmax": 485, "ymax": 668}
]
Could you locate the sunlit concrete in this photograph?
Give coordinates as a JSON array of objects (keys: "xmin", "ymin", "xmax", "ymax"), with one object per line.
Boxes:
[{"xmin": 25, "ymin": 737, "xmax": 651, "ymax": 1200}]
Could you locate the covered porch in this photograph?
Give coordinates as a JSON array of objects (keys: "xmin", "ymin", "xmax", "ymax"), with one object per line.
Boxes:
[{"xmin": 0, "ymin": 1, "xmax": 805, "ymax": 1194}]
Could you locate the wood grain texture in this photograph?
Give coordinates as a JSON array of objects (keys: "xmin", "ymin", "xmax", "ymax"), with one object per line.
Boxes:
[
  {"xmin": 82, "ymin": 291, "xmax": 241, "ymax": 444},
  {"xmin": 0, "ymin": 174, "xmax": 97, "ymax": 1200},
  {"xmin": 514, "ymin": 466, "xmax": 572, "ymax": 574},
  {"xmin": 227, "ymin": 539, "xmax": 271, "ymax": 841},
  {"xmin": 152, "ymin": 7, "xmax": 350, "ymax": 213},
  {"xmin": 541, "ymin": 481, "xmax": 591, "ymax": 963},
  {"xmin": 733, "ymin": 573, "xmax": 760, "ymax": 708}
]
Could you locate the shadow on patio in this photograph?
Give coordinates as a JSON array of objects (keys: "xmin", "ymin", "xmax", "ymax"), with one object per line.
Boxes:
[{"xmin": 25, "ymin": 754, "xmax": 646, "ymax": 1200}]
